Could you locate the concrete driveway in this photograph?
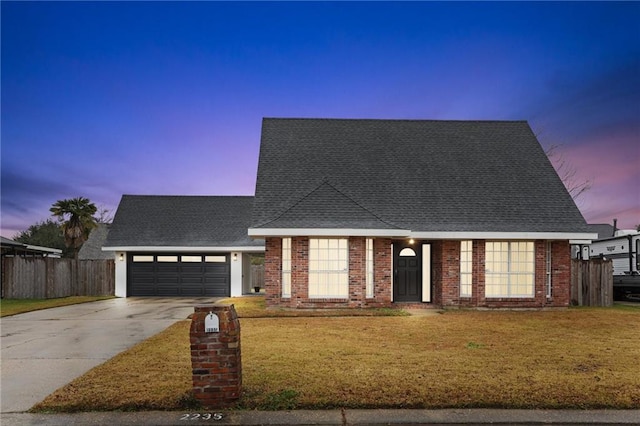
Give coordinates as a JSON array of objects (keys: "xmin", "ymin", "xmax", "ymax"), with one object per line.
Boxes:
[{"xmin": 1, "ymin": 297, "xmax": 218, "ymax": 413}]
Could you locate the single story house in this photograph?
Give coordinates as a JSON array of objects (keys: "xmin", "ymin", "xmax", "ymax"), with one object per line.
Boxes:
[
  {"xmin": 248, "ymin": 118, "xmax": 596, "ymax": 309},
  {"xmin": 102, "ymin": 195, "xmax": 264, "ymax": 297}
]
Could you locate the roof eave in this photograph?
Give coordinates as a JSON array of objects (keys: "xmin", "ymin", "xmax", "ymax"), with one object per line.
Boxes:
[
  {"xmin": 409, "ymin": 231, "xmax": 598, "ymax": 242},
  {"xmin": 248, "ymin": 228, "xmax": 411, "ymax": 238},
  {"xmin": 102, "ymin": 245, "xmax": 265, "ymax": 252},
  {"xmin": 248, "ymin": 229, "xmax": 597, "ymax": 242}
]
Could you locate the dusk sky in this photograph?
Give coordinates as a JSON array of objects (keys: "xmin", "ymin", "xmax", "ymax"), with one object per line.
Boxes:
[{"xmin": 2, "ymin": 1, "xmax": 639, "ymax": 238}]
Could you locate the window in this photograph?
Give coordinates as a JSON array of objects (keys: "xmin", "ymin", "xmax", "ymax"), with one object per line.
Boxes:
[
  {"xmin": 181, "ymin": 255, "xmax": 202, "ymax": 262},
  {"xmin": 399, "ymin": 247, "xmax": 416, "ymax": 256},
  {"xmin": 546, "ymin": 242, "xmax": 552, "ymax": 298},
  {"xmin": 309, "ymin": 238, "xmax": 348, "ymax": 298},
  {"xmin": 366, "ymin": 238, "xmax": 374, "ymax": 298},
  {"xmin": 132, "ymin": 255, "xmax": 153, "ymax": 262},
  {"xmin": 460, "ymin": 241, "xmax": 472, "ymax": 297},
  {"xmin": 485, "ymin": 242, "xmax": 535, "ymax": 298},
  {"xmin": 282, "ymin": 238, "xmax": 291, "ymax": 298},
  {"xmin": 205, "ymin": 255, "xmax": 226, "ymax": 263},
  {"xmin": 157, "ymin": 256, "xmax": 178, "ymax": 262}
]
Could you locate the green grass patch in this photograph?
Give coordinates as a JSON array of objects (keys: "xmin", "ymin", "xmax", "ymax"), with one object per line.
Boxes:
[
  {"xmin": 0, "ymin": 296, "xmax": 114, "ymax": 317},
  {"xmin": 31, "ymin": 305, "xmax": 640, "ymax": 412}
]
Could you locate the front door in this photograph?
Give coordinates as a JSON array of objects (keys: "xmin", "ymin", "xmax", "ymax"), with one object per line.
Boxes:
[{"xmin": 393, "ymin": 243, "xmax": 421, "ymax": 302}]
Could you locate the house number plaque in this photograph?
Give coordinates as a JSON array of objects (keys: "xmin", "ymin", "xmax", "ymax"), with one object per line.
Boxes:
[{"xmin": 205, "ymin": 312, "xmax": 219, "ymax": 333}]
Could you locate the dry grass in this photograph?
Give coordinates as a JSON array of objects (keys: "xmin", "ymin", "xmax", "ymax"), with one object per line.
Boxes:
[
  {"xmin": 32, "ymin": 304, "xmax": 640, "ymax": 412},
  {"xmin": 0, "ymin": 296, "xmax": 114, "ymax": 317},
  {"xmin": 218, "ymin": 296, "xmax": 410, "ymax": 317}
]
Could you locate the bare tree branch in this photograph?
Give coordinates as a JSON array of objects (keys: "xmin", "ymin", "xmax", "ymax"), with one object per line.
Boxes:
[{"xmin": 545, "ymin": 144, "xmax": 593, "ymax": 201}]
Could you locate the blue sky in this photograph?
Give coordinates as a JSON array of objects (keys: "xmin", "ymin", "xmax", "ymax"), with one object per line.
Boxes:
[{"xmin": 2, "ymin": 1, "xmax": 639, "ymax": 238}]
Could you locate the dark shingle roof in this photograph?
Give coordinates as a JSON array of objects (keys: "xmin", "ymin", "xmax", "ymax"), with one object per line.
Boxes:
[
  {"xmin": 104, "ymin": 195, "xmax": 263, "ymax": 248},
  {"xmin": 587, "ymin": 224, "xmax": 616, "ymax": 240},
  {"xmin": 251, "ymin": 118, "xmax": 589, "ymax": 233},
  {"xmin": 79, "ymin": 224, "xmax": 113, "ymax": 259}
]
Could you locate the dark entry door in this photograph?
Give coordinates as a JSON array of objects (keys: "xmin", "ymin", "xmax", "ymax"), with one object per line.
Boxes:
[{"xmin": 393, "ymin": 243, "xmax": 421, "ymax": 302}]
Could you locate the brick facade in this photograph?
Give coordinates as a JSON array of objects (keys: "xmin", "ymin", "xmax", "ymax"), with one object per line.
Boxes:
[
  {"xmin": 190, "ymin": 305, "xmax": 241, "ymax": 408},
  {"xmin": 450, "ymin": 240, "xmax": 572, "ymax": 309},
  {"xmin": 264, "ymin": 237, "xmax": 572, "ymax": 309}
]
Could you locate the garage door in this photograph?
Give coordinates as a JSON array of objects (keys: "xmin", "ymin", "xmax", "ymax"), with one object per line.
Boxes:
[{"xmin": 128, "ymin": 253, "xmax": 230, "ymax": 297}]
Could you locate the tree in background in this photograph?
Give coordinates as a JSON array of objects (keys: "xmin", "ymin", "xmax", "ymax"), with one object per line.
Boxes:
[
  {"xmin": 50, "ymin": 197, "xmax": 97, "ymax": 259},
  {"xmin": 546, "ymin": 144, "xmax": 593, "ymax": 201},
  {"xmin": 95, "ymin": 205, "xmax": 114, "ymax": 224},
  {"xmin": 13, "ymin": 219, "xmax": 74, "ymax": 258}
]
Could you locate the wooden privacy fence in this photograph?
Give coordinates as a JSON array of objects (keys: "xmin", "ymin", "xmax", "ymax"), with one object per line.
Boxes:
[
  {"xmin": 251, "ymin": 265, "xmax": 264, "ymax": 289},
  {"xmin": 1, "ymin": 257, "xmax": 114, "ymax": 299},
  {"xmin": 571, "ymin": 259, "xmax": 613, "ymax": 307}
]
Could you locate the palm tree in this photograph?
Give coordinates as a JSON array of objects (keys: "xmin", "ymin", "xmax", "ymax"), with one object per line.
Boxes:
[{"xmin": 50, "ymin": 197, "xmax": 98, "ymax": 259}]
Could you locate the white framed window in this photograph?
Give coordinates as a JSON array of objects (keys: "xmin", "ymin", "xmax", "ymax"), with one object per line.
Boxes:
[
  {"xmin": 460, "ymin": 240, "xmax": 473, "ymax": 297},
  {"xmin": 181, "ymin": 255, "xmax": 202, "ymax": 262},
  {"xmin": 546, "ymin": 242, "xmax": 552, "ymax": 298},
  {"xmin": 282, "ymin": 238, "xmax": 291, "ymax": 298},
  {"xmin": 366, "ymin": 238, "xmax": 374, "ymax": 298},
  {"xmin": 399, "ymin": 247, "xmax": 416, "ymax": 256},
  {"xmin": 132, "ymin": 255, "xmax": 154, "ymax": 262},
  {"xmin": 157, "ymin": 255, "xmax": 178, "ymax": 262},
  {"xmin": 485, "ymin": 241, "xmax": 535, "ymax": 298},
  {"xmin": 309, "ymin": 238, "xmax": 348, "ymax": 299},
  {"xmin": 205, "ymin": 255, "xmax": 226, "ymax": 263}
]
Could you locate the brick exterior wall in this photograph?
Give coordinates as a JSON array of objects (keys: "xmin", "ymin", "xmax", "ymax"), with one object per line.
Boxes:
[
  {"xmin": 372, "ymin": 238, "xmax": 393, "ymax": 306},
  {"xmin": 264, "ymin": 237, "xmax": 572, "ymax": 309},
  {"xmin": 264, "ymin": 236, "xmax": 393, "ymax": 308},
  {"xmin": 549, "ymin": 241, "xmax": 571, "ymax": 307},
  {"xmin": 264, "ymin": 237, "xmax": 282, "ymax": 307},
  {"xmin": 452, "ymin": 240, "xmax": 571, "ymax": 309},
  {"xmin": 190, "ymin": 305, "xmax": 241, "ymax": 408}
]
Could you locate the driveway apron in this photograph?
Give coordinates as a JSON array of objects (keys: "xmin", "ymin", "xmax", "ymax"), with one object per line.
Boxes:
[{"xmin": 0, "ymin": 297, "xmax": 216, "ymax": 413}]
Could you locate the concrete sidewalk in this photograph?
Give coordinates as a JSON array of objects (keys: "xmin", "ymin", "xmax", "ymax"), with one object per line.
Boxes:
[{"xmin": 2, "ymin": 408, "xmax": 639, "ymax": 425}]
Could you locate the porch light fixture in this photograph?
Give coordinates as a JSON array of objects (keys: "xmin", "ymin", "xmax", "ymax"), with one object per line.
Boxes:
[
  {"xmin": 409, "ymin": 239, "xmax": 415, "ymax": 245},
  {"xmin": 233, "ymin": 253, "xmax": 238, "ymax": 261},
  {"xmin": 119, "ymin": 253, "xmax": 124, "ymax": 261}
]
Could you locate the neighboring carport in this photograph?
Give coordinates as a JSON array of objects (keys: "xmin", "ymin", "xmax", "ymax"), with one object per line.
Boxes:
[{"xmin": 102, "ymin": 195, "xmax": 264, "ymax": 297}]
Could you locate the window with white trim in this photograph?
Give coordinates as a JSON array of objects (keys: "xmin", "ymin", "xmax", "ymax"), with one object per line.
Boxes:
[
  {"xmin": 485, "ymin": 241, "xmax": 535, "ymax": 298},
  {"xmin": 309, "ymin": 238, "xmax": 348, "ymax": 298},
  {"xmin": 460, "ymin": 240, "xmax": 473, "ymax": 297},
  {"xmin": 366, "ymin": 238, "xmax": 374, "ymax": 298},
  {"xmin": 282, "ymin": 238, "xmax": 291, "ymax": 298},
  {"xmin": 546, "ymin": 242, "xmax": 552, "ymax": 298}
]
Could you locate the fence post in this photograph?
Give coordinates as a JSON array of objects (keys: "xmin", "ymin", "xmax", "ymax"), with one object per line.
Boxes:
[{"xmin": 190, "ymin": 304, "xmax": 242, "ymax": 408}]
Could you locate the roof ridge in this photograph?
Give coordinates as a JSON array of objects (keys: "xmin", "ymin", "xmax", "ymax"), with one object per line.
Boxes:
[
  {"xmin": 121, "ymin": 194, "xmax": 254, "ymax": 199},
  {"xmin": 263, "ymin": 117, "xmax": 529, "ymax": 124}
]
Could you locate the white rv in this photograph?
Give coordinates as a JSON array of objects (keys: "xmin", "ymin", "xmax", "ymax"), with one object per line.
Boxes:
[{"xmin": 589, "ymin": 230, "xmax": 640, "ymax": 300}]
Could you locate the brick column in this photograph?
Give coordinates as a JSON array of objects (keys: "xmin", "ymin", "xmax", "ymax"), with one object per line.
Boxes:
[{"xmin": 190, "ymin": 304, "xmax": 241, "ymax": 408}]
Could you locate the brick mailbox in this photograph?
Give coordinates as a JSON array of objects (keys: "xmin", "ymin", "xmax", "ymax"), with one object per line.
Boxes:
[{"xmin": 190, "ymin": 304, "xmax": 242, "ymax": 408}]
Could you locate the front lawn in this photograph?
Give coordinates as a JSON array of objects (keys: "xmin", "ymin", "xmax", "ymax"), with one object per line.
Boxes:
[
  {"xmin": 0, "ymin": 296, "xmax": 114, "ymax": 317},
  {"xmin": 31, "ymin": 302, "xmax": 640, "ymax": 412}
]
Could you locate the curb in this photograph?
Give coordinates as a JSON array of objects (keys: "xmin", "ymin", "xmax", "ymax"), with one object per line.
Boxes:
[{"xmin": 2, "ymin": 409, "xmax": 640, "ymax": 426}]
